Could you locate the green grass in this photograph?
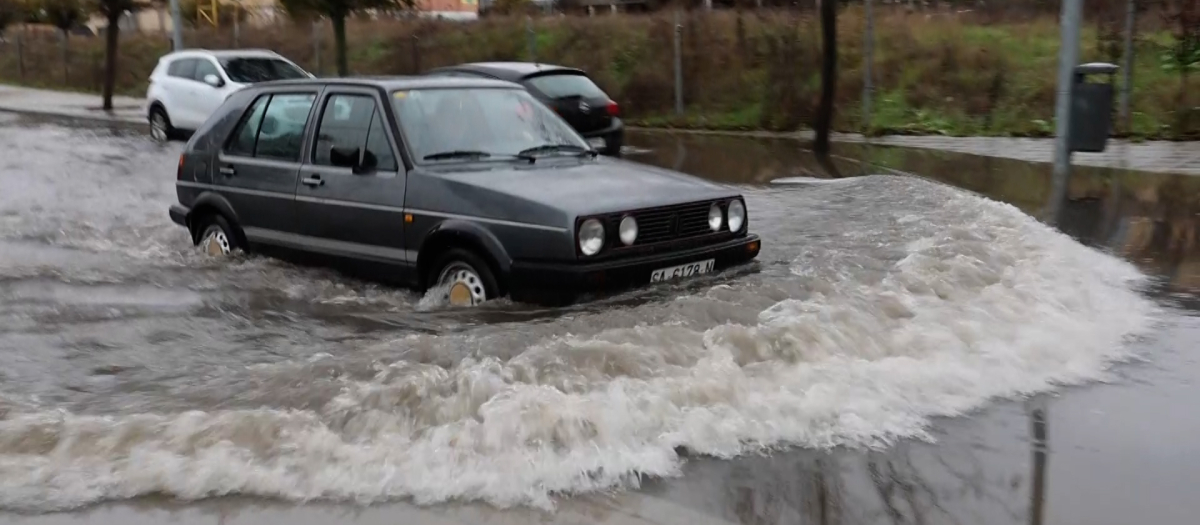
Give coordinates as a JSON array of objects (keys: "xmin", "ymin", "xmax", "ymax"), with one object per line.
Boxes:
[{"xmin": 0, "ymin": 10, "xmax": 1194, "ymax": 140}]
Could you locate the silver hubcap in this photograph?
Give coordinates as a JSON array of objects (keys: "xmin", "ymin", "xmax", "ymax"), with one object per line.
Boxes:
[
  {"xmin": 150, "ymin": 113, "xmax": 168, "ymax": 142},
  {"xmin": 437, "ymin": 263, "xmax": 487, "ymax": 307},
  {"xmin": 201, "ymin": 227, "xmax": 231, "ymax": 256}
]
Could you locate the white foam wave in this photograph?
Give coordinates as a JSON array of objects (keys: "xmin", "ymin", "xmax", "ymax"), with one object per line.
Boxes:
[{"xmin": 0, "ymin": 179, "xmax": 1161, "ymax": 512}]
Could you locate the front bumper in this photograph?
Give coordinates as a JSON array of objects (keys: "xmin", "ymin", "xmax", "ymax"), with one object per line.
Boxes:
[
  {"xmin": 169, "ymin": 204, "xmax": 189, "ymax": 227},
  {"xmin": 509, "ymin": 234, "xmax": 761, "ymax": 294}
]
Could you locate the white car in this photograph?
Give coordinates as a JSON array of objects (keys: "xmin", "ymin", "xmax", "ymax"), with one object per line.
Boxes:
[{"xmin": 145, "ymin": 49, "xmax": 313, "ymax": 142}]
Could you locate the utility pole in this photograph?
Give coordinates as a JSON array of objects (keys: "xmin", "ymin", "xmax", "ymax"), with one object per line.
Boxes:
[
  {"xmin": 168, "ymin": 0, "xmax": 184, "ymax": 51},
  {"xmin": 526, "ymin": 16, "xmax": 535, "ymax": 63},
  {"xmin": 1119, "ymin": 0, "xmax": 1137, "ymax": 132},
  {"xmin": 233, "ymin": 1, "xmax": 240, "ymax": 47},
  {"xmin": 863, "ymin": 0, "xmax": 874, "ymax": 132},
  {"xmin": 1049, "ymin": 0, "xmax": 1084, "ymax": 221},
  {"xmin": 673, "ymin": 10, "xmax": 683, "ymax": 115}
]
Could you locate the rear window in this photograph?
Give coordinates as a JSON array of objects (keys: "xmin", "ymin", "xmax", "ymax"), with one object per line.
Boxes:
[
  {"xmin": 524, "ymin": 73, "xmax": 608, "ymax": 99},
  {"xmin": 219, "ymin": 58, "xmax": 309, "ymax": 84}
]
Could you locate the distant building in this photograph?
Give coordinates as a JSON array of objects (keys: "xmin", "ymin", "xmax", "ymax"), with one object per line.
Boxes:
[
  {"xmin": 81, "ymin": 0, "xmax": 482, "ymax": 35},
  {"xmin": 84, "ymin": 0, "xmax": 285, "ymax": 35},
  {"xmin": 417, "ymin": 0, "xmax": 481, "ymax": 20}
]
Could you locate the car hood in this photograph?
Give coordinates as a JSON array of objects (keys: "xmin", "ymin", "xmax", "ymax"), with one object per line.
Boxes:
[{"xmin": 428, "ymin": 158, "xmax": 738, "ymax": 218}]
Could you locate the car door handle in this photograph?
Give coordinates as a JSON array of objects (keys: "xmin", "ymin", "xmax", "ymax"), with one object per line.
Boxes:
[
  {"xmin": 301, "ymin": 175, "xmax": 324, "ymax": 187},
  {"xmin": 218, "ymin": 165, "xmax": 236, "ymax": 177}
]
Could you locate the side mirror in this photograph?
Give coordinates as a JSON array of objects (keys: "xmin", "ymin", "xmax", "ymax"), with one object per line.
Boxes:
[
  {"xmin": 329, "ymin": 146, "xmax": 364, "ymax": 172},
  {"xmin": 203, "ymin": 74, "xmax": 225, "ymax": 88}
]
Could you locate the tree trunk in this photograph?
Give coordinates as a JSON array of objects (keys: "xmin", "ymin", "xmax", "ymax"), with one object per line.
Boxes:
[
  {"xmin": 17, "ymin": 25, "xmax": 25, "ymax": 79},
  {"xmin": 814, "ymin": 0, "xmax": 837, "ymax": 155},
  {"xmin": 103, "ymin": 12, "xmax": 121, "ymax": 111},
  {"xmin": 61, "ymin": 30, "xmax": 70, "ymax": 86},
  {"xmin": 1181, "ymin": 70, "xmax": 1190, "ymax": 136},
  {"xmin": 331, "ymin": 13, "xmax": 348, "ymax": 77}
]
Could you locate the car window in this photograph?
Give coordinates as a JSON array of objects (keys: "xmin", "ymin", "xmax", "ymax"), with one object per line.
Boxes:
[
  {"xmin": 524, "ymin": 73, "xmax": 608, "ymax": 99},
  {"xmin": 226, "ymin": 94, "xmax": 270, "ymax": 157},
  {"xmin": 255, "ymin": 94, "xmax": 316, "ymax": 161},
  {"xmin": 219, "ymin": 57, "xmax": 309, "ymax": 83},
  {"xmin": 312, "ymin": 94, "xmax": 397, "ymax": 172},
  {"xmin": 391, "ymin": 87, "xmax": 587, "ymax": 163},
  {"xmin": 194, "ymin": 59, "xmax": 221, "ymax": 82},
  {"xmin": 167, "ymin": 58, "xmax": 197, "ymax": 79},
  {"xmin": 364, "ymin": 109, "xmax": 397, "ymax": 171}
]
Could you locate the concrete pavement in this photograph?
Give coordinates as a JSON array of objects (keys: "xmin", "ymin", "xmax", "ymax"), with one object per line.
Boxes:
[
  {"xmin": 0, "ymin": 85, "xmax": 144, "ymax": 125},
  {"xmin": 851, "ymin": 134, "xmax": 1200, "ymax": 177},
  {"xmin": 1, "ymin": 84, "xmax": 1195, "ymax": 176},
  {"xmin": 634, "ymin": 129, "xmax": 1200, "ymax": 177}
]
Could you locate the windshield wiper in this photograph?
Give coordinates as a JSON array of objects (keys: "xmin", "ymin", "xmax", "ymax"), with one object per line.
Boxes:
[
  {"xmin": 517, "ymin": 144, "xmax": 598, "ymax": 159},
  {"xmin": 423, "ymin": 150, "xmax": 494, "ymax": 161}
]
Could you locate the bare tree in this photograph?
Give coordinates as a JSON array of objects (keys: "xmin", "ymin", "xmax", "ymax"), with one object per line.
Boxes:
[
  {"xmin": 94, "ymin": 0, "xmax": 145, "ymax": 111},
  {"xmin": 814, "ymin": 0, "xmax": 837, "ymax": 156},
  {"xmin": 279, "ymin": 0, "xmax": 414, "ymax": 77},
  {"xmin": 41, "ymin": 0, "xmax": 89, "ymax": 83},
  {"xmin": 1161, "ymin": 0, "xmax": 1199, "ymax": 132},
  {"xmin": 0, "ymin": 0, "xmax": 24, "ymax": 36}
]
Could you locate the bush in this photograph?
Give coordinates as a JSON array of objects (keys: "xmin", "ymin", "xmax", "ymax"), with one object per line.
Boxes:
[{"xmin": 0, "ymin": 8, "xmax": 1192, "ymax": 139}]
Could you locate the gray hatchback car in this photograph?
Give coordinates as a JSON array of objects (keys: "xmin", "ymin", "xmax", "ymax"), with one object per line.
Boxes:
[{"xmin": 168, "ymin": 76, "xmax": 761, "ymax": 306}]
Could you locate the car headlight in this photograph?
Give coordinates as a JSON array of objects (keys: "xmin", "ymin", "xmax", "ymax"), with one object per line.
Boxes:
[
  {"xmin": 708, "ymin": 203, "xmax": 723, "ymax": 232},
  {"xmin": 578, "ymin": 218, "xmax": 605, "ymax": 256},
  {"xmin": 727, "ymin": 199, "xmax": 746, "ymax": 232},
  {"xmin": 619, "ymin": 215, "xmax": 638, "ymax": 246}
]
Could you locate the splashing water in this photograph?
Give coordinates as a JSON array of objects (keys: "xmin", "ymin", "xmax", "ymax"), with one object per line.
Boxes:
[{"xmin": 0, "ymin": 169, "xmax": 1159, "ymax": 512}]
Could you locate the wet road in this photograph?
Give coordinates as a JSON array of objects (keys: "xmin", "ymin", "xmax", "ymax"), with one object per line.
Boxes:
[{"xmin": 1, "ymin": 114, "xmax": 1199, "ymax": 524}]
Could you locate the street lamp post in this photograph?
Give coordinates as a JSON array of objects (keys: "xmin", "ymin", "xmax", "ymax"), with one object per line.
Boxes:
[
  {"xmin": 1049, "ymin": 0, "xmax": 1085, "ymax": 221},
  {"xmin": 168, "ymin": 0, "xmax": 183, "ymax": 51}
]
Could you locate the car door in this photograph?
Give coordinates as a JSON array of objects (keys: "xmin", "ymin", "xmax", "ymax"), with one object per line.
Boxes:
[
  {"xmin": 164, "ymin": 58, "xmax": 200, "ymax": 128},
  {"xmin": 192, "ymin": 57, "xmax": 234, "ymax": 125},
  {"xmin": 293, "ymin": 88, "xmax": 409, "ymax": 265},
  {"xmin": 212, "ymin": 89, "xmax": 319, "ymax": 238}
]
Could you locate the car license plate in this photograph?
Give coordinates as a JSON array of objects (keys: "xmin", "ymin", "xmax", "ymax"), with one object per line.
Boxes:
[
  {"xmin": 587, "ymin": 137, "xmax": 606, "ymax": 149},
  {"xmin": 651, "ymin": 259, "xmax": 715, "ymax": 283}
]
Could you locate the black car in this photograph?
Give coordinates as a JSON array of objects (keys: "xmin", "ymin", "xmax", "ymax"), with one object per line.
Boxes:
[
  {"xmin": 425, "ymin": 62, "xmax": 625, "ymax": 157},
  {"xmin": 168, "ymin": 76, "xmax": 760, "ymax": 306}
]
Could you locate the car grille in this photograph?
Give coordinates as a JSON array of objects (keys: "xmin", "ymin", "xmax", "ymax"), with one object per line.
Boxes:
[{"xmin": 601, "ymin": 200, "xmax": 722, "ymax": 247}]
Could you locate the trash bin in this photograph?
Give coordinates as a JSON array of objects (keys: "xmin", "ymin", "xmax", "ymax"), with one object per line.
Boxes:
[{"xmin": 1068, "ymin": 62, "xmax": 1119, "ymax": 153}]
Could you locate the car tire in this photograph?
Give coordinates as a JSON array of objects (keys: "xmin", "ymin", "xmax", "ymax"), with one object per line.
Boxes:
[
  {"xmin": 428, "ymin": 248, "xmax": 501, "ymax": 307},
  {"xmin": 193, "ymin": 214, "xmax": 242, "ymax": 257},
  {"xmin": 149, "ymin": 105, "xmax": 176, "ymax": 143}
]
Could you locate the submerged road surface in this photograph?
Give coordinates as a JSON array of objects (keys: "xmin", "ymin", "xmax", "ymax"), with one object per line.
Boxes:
[{"xmin": 1, "ymin": 115, "xmax": 1199, "ymax": 524}]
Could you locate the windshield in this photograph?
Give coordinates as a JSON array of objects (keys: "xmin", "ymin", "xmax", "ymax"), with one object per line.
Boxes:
[
  {"xmin": 220, "ymin": 57, "xmax": 309, "ymax": 83},
  {"xmin": 391, "ymin": 88, "xmax": 590, "ymax": 163}
]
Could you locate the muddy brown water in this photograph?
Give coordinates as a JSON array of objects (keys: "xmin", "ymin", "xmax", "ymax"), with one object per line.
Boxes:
[{"xmin": 1, "ymin": 114, "xmax": 1198, "ymax": 525}]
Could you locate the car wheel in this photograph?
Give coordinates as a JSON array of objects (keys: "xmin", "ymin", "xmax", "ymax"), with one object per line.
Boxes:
[
  {"xmin": 149, "ymin": 106, "xmax": 175, "ymax": 143},
  {"xmin": 194, "ymin": 214, "xmax": 241, "ymax": 257},
  {"xmin": 430, "ymin": 248, "xmax": 500, "ymax": 307}
]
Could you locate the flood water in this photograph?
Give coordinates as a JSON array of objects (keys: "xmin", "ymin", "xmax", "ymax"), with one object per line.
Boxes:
[{"xmin": 1, "ymin": 115, "xmax": 1198, "ymax": 525}]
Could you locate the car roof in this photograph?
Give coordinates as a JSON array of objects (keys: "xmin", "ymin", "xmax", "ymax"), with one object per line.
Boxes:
[
  {"xmin": 162, "ymin": 48, "xmax": 284, "ymax": 60},
  {"xmin": 432, "ymin": 61, "xmax": 586, "ymax": 81},
  {"xmin": 238, "ymin": 75, "xmax": 523, "ymax": 92}
]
